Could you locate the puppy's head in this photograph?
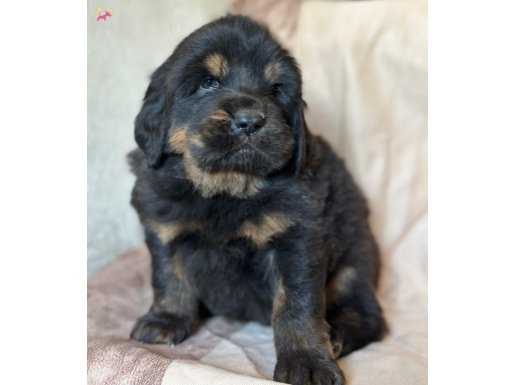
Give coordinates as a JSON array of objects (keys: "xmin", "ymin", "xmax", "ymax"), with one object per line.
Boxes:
[{"xmin": 135, "ymin": 15, "xmax": 308, "ymax": 179}]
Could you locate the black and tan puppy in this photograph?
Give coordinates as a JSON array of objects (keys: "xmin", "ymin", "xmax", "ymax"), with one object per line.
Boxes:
[{"xmin": 128, "ymin": 15, "xmax": 385, "ymax": 385}]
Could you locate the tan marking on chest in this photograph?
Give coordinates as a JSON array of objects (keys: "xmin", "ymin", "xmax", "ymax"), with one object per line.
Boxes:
[
  {"xmin": 204, "ymin": 53, "xmax": 229, "ymax": 78},
  {"xmin": 148, "ymin": 220, "xmax": 200, "ymax": 244},
  {"xmin": 239, "ymin": 212, "xmax": 292, "ymax": 247},
  {"xmin": 183, "ymin": 152, "xmax": 264, "ymax": 198}
]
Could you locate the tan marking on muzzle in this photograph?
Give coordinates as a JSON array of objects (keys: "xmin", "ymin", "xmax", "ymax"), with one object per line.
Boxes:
[
  {"xmin": 183, "ymin": 151, "xmax": 264, "ymax": 198},
  {"xmin": 169, "ymin": 128, "xmax": 187, "ymax": 154},
  {"xmin": 209, "ymin": 109, "xmax": 231, "ymax": 122},
  {"xmin": 204, "ymin": 53, "xmax": 229, "ymax": 78},
  {"xmin": 189, "ymin": 134, "xmax": 205, "ymax": 148}
]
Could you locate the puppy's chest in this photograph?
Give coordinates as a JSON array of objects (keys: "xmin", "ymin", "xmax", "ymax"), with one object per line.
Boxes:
[
  {"xmin": 149, "ymin": 196, "xmax": 293, "ymax": 249},
  {"xmin": 189, "ymin": 244, "xmax": 277, "ymax": 323},
  {"xmin": 152, "ymin": 198, "xmax": 283, "ymax": 323}
]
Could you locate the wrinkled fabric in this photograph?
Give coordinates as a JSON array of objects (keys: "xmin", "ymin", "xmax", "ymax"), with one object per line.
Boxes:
[{"xmin": 88, "ymin": 1, "xmax": 427, "ymax": 384}]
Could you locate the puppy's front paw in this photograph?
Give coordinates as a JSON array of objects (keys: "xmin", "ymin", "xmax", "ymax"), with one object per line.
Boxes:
[
  {"xmin": 273, "ymin": 351, "xmax": 345, "ymax": 385},
  {"xmin": 130, "ymin": 311, "xmax": 193, "ymax": 345}
]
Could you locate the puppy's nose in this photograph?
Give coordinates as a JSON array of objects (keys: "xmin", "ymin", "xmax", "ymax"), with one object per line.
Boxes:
[{"xmin": 230, "ymin": 110, "xmax": 266, "ymax": 136}]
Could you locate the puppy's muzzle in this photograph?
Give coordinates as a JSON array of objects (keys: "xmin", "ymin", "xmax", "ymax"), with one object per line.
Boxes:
[{"xmin": 230, "ymin": 109, "xmax": 266, "ymax": 136}]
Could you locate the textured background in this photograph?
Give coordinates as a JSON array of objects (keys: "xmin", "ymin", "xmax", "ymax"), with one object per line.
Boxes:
[{"xmin": 88, "ymin": 0, "xmax": 231, "ymax": 275}]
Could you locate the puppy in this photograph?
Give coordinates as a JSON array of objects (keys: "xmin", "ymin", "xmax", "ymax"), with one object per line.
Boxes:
[{"xmin": 128, "ymin": 15, "xmax": 385, "ymax": 385}]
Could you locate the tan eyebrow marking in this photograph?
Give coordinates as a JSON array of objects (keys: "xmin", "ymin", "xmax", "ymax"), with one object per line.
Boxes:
[
  {"xmin": 264, "ymin": 61, "xmax": 282, "ymax": 82},
  {"xmin": 204, "ymin": 53, "xmax": 229, "ymax": 78}
]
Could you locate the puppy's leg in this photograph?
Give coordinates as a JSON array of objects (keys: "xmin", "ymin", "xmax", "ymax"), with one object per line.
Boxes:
[
  {"xmin": 131, "ymin": 230, "xmax": 198, "ymax": 345},
  {"xmin": 326, "ymin": 241, "xmax": 386, "ymax": 357},
  {"xmin": 327, "ymin": 279, "xmax": 386, "ymax": 357},
  {"xmin": 272, "ymin": 242, "xmax": 345, "ymax": 385}
]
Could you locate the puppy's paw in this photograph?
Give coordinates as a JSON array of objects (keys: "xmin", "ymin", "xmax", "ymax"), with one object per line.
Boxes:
[
  {"xmin": 273, "ymin": 351, "xmax": 345, "ymax": 385},
  {"xmin": 130, "ymin": 311, "xmax": 193, "ymax": 345}
]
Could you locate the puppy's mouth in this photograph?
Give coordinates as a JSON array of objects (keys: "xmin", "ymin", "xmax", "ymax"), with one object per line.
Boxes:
[
  {"xmin": 193, "ymin": 109, "xmax": 292, "ymax": 175},
  {"xmin": 229, "ymin": 134, "xmax": 272, "ymax": 158},
  {"xmin": 232, "ymin": 135, "xmax": 254, "ymax": 149},
  {"xmin": 201, "ymin": 115, "xmax": 265, "ymax": 155},
  {"xmin": 224, "ymin": 139, "xmax": 259, "ymax": 161}
]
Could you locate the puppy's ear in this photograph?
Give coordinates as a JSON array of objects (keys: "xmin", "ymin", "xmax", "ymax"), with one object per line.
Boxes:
[
  {"xmin": 291, "ymin": 99, "xmax": 310, "ymax": 176},
  {"xmin": 134, "ymin": 76, "xmax": 170, "ymax": 168}
]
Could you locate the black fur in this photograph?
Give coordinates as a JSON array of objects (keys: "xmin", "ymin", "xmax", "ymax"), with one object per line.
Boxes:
[{"xmin": 128, "ymin": 15, "xmax": 385, "ymax": 385}]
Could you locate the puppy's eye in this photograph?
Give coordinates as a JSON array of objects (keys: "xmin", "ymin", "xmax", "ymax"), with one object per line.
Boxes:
[{"xmin": 200, "ymin": 76, "xmax": 220, "ymax": 90}]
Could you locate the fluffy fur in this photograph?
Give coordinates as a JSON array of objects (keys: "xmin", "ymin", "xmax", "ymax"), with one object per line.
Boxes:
[{"xmin": 128, "ymin": 15, "xmax": 386, "ymax": 385}]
